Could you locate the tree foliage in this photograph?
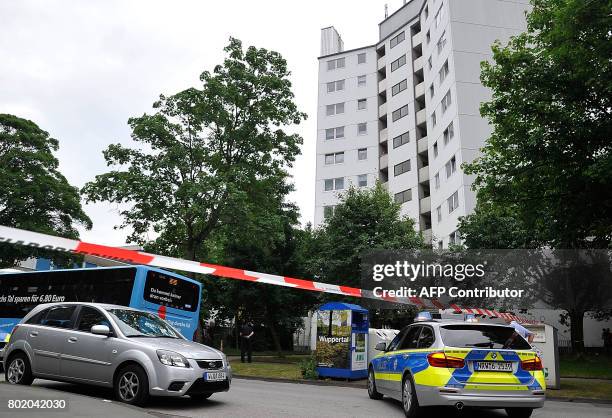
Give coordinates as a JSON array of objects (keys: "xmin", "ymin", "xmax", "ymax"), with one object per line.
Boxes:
[
  {"xmin": 459, "ymin": 0, "xmax": 612, "ymax": 350},
  {"xmin": 82, "ymin": 38, "xmax": 306, "ymax": 261},
  {"xmin": 462, "ymin": 0, "xmax": 612, "ymax": 249},
  {"xmin": 0, "ymin": 114, "xmax": 91, "ymax": 267}
]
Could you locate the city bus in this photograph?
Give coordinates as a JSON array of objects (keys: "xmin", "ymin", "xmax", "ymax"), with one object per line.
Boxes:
[{"xmin": 0, "ymin": 266, "xmax": 202, "ymax": 352}]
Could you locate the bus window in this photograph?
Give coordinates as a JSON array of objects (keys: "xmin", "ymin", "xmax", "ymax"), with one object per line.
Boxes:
[{"xmin": 143, "ymin": 270, "xmax": 198, "ymax": 312}]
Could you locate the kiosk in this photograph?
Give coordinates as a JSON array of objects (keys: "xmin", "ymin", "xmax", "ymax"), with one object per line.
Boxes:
[{"xmin": 315, "ymin": 302, "xmax": 368, "ymax": 379}]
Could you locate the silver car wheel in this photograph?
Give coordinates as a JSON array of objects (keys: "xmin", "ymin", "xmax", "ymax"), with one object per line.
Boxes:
[
  {"xmin": 118, "ymin": 371, "xmax": 140, "ymax": 401},
  {"xmin": 403, "ymin": 378, "xmax": 412, "ymax": 412},
  {"xmin": 7, "ymin": 358, "xmax": 25, "ymax": 384}
]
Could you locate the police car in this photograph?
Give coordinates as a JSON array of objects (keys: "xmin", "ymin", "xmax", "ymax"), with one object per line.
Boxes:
[{"xmin": 367, "ymin": 312, "xmax": 545, "ymax": 418}]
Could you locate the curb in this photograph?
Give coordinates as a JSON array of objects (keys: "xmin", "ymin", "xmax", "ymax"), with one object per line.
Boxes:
[
  {"xmin": 546, "ymin": 396, "xmax": 612, "ymax": 405},
  {"xmin": 233, "ymin": 375, "xmax": 367, "ymax": 389}
]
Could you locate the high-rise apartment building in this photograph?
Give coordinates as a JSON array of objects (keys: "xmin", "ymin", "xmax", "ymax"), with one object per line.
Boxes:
[{"xmin": 314, "ymin": 0, "xmax": 530, "ymax": 247}]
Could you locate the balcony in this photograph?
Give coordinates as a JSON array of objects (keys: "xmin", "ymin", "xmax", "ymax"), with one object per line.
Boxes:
[
  {"xmin": 413, "ymin": 56, "xmax": 423, "ymax": 72},
  {"xmin": 418, "ymin": 165, "xmax": 429, "ymax": 180},
  {"xmin": 381, "ymin": 181, "xmax": 389, "ymax": 191},
  {"xmin": 414, "ymin": 81, "xmax": 425, "ymax": 99},
  {"xmin": 412, "ymin": 31, "xmax": 422, "ymax": 47},
  {"xmin": 378, "ymin": 78, "xmax": 387, "ymax": 94},
  {"xmin": 379, "ymin": 102, "xmax": 387, "ymax": 118},
  {"xmin": 416, "ymin": 108, "xmax": 426, "ymax": 126},
  {"xmin": 378, "ymin": 56, "xmax": 386, "ymax": 71},
  {"xmin": 379, "ymin": 154, "xmax": 388, "ymax": 170},
  {"xmin": 379, "ymin": 128, "xmax": 388, "ymax": 144},
  {"xmin": 417, "ymin": 137, "xmax": 428, "ymax": 154},
  {"xmin": 419, "ymin": 196, "xmax": 431, "ymax": 214}
]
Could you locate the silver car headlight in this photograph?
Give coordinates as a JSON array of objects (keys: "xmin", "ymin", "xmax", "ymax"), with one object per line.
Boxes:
[{"xmin": 157, "ymin": 350, "xmax": 190, "ymax": 368}]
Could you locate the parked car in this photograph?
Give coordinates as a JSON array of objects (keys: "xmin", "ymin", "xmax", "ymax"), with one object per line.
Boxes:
[
  {"xmin": 368, "ymin": 313, "xmax": 545, "ymax": 418},
  {"xmin": 3, "ymin": 302, "xmax": 231, "ymax": 406}
]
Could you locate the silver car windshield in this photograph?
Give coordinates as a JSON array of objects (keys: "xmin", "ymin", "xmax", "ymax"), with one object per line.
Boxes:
[{"xmin": 107, "ymin": 308, "xmax": 181, "ymax": 338}]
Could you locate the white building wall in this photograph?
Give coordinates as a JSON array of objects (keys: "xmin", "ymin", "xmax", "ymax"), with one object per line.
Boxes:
[
  {"xmin": 315, "ymin": 0, "xmax": 531, "ymax": 248},
  {"xmin": 314, "ymin": 46, "xmax": 379, "ymax": 226}
]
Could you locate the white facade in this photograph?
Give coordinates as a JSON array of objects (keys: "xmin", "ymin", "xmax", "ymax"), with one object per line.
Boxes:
[{"xmin": 314, "ymin": 0, "xmax": 530, "ymax": 248}]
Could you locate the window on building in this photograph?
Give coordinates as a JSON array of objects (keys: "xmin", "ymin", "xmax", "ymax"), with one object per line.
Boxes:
[
  {"xmin": 390, "ymin": 31, "xmax": 406, "ymax": 49},
  {"xmin": 435, "ymin": 5, "xmax": 445, "ymax": 28},
  {"xmin": 394, "ymin": 189, "xmax": 412, "ymax": 204},
  {"xmin": 429, "ymin": 84, "xmax": 435, "ymax": 98},
  {"xmin": 357, "ymin": 75, "xmax": 367, "ymax": 87},
  {"xmin": 392, "ymin": 79, "xmax": 408, "ymax": 96},
  {"xmin": 426, "ymin": 30, "xmax": 431, "ymax": 44},
  {"xmin": 431, "ymin": 111, "xmax": 437, "ymax": 127},
  {"xmin": 326, "ymin": 102, "xmax": 345, "ymax": 116},
  {"xmin": 393, "ymin": 132, "xmax": 410, "ymax": 148},
  {"xmin": 390, "ymin": 55, "xmax": 406, "ymax": 72},
  {"xmin": 357, "ymin": 174, "xmax": 368, "ymax": 187},
  {"xmin": 441, "ymin": 90, "xmax": 452, "ymax": 113},
  {"xmin": 327, "ymin": 79, "xmax": 345, "ymax": 93},
  {"xmin": 445, "ymin": 155, "xmax": 457, "ymax": 178},
  {"xmin": 357, "ymin": 53, "xmax": 367, "ymax": 64},
  {"xmin": 323, "ymin": 205, "xmax": 335, "ymax": 219},
  {"xmin": 443, "ymin": 121, "xmax": 454, "ymax": 145},
  {"xmin": 325, "ymin": 152, "xmax": 344, "ymax": 165},
  {"xmin": 327, "ymin": 57, "xmax": 345, "ymax": 70},
  {"xmin": 434, "ymin": 172, "xmax": 440, "ymax": 189},
  {"xmin": 437, "ymin": 205, "xmax": 442, "ymax": 222},
  {"xmin": 335, "ymin": 126, "xmax": 345, "ymax": 138},
  {"xmin": 438, "ymin": 240, "xmax": 444, "ymax": 249},
  {"xmin": 428, "ymin": 56, "xmax": 432, "ymax": 70},
  {"xmin": 437, "ymin": 31, "xmax": 447, "ymax": 55},
  {"xmin": 358, "ymin": 148, "xmax": 368, "ymax": 160},
  {"xmin": 447, "ymin": 190, "xmax": 459, "ymax": 213},
  {"xmin": 449, "ymin": 230, "xmax": 460, "ymax": 245},
  {"xmin": 357, "ymin": 98, "xmax": 367, "ymax": 110},
  {"xmin": 394, "ymin": 159, "xmax": 411, "ymax": 176},
  {"xmin": 358, "ymin": 122, "xmax": 367, "ymax": 135},
  {"xmin": 392, "ymin": 104, "xmax": 409, "ymax": 122},
  {"xmin": 439, "ymin": 60, "xmax": 449, "ymax": 83},
  {"xmin": 433, "ymin": 141, "xmax": 438, "ymax": 158},
  {"xmin": 324, "ymin": 177, "xmax": 344, "ymax": 191}
]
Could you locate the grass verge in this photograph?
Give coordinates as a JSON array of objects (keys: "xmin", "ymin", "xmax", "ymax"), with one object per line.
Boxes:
[
  {"xmin": 230, "ymin": 360, "xmax": 302, "ymax": 380},
  {"xmin": 559, "ymin": 355, "xmax": 612, "ymax": 379},
  {"xmin": 552, "ymin": 379, "xmax": 612, "ymax": 401}
]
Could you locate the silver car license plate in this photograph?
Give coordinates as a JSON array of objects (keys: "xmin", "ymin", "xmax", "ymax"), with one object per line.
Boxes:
[
  {"xmin": 204, "ymin": 371, "xmax": 226, "ymax": 381},
  {"xmin": 475, "ymin": 361, "xmax": 512, "ymax": 372}
]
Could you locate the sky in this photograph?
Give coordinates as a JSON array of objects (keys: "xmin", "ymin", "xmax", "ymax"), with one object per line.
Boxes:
[{"xmin": 0, "ymin": 0, "xmax": 407, "ymax": 246}]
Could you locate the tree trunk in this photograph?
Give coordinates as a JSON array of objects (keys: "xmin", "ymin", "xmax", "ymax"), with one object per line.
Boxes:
[
  {"xmin": 569, "ymin": 310, "xmax": 585, "ymax": 353},
  {"xmin": 264, "ymin": 313, "xmax": 283, "ymax": 356}
]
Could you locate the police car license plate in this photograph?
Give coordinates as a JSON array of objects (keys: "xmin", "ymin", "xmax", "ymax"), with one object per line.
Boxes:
[
  {"xmin": 475, "ymin": 361, "xmax": 512, "ymax": 372},
  {"xmin": 204, "ymin": 372, "xmax": 226, "ymax": 381}
]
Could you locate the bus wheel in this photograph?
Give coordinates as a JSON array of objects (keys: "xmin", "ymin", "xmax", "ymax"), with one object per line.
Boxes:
[
  {"xmin": 5, "ymin": 352, "xmax": 34, "ymax": 385},
  {"xmin": 114, "ymin": 364, "xmax": 149, "ymax": 406}
]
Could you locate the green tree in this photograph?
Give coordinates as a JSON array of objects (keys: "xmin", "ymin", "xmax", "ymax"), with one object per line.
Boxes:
[
  {"xmin": 0, "ymin": 114, "xmax": 92, "ymax": 267},
  {"xmin": 308, "ymin": 183, "xmax": 424, "ymax": 325},
  {"xmin": 463, "ymin": 0, "xmax": 611, "ymax": 249},
  {"xmin": 82, "ymin": 38, "xmax": 306, "ymax": 262},
  {"xmin": 460, "ymin": 0, "xmax": 612, "ymax": 350}
]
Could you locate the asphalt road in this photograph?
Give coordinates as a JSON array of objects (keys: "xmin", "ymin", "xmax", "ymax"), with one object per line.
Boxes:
[{"xmin": 0, "ymin": 378, "xmax": 611, "ymax": 418}]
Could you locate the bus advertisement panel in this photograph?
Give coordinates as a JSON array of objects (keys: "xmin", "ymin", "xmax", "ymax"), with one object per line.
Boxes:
[{"xmin": 0, "ymin": 266, "xmax": 202, "ymax": 348}]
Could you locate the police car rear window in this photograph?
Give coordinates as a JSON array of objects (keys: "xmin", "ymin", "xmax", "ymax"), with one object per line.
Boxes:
[{"xmin": 440, "ymin": 325, "xmax": 531, "ymax": 350}]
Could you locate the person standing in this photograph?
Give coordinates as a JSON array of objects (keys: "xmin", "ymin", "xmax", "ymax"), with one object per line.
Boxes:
[{"xmin": 240, "ymin": 321, "xmax": 254, "ymax": 363}]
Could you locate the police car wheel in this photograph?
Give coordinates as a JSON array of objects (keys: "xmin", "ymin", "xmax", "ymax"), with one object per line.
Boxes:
[
  {"xmin": 505, "ymin": 407, "xmax": 533, "ymax": 418},
  {"xmin": 367, "ymin": 368, "xmax": 383, "ymax": 400},
  {"xmin": 402, "ymin": 375, "xmax": 420, "ymax": 417}
]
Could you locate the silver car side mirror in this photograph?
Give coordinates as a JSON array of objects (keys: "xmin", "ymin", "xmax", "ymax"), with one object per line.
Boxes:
[
  {"xmin": 375, "ymin": 341, "xmax": 387, "ymax": 351},
  {"xmin": 91, "ymin": 324, "xmax": 111, "ymax": 336}
]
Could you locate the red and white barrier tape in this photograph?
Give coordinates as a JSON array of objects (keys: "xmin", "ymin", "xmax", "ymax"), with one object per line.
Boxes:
[{"xmin": 0, "ymin": 226, "xmax": 539, "ymax": 324}]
